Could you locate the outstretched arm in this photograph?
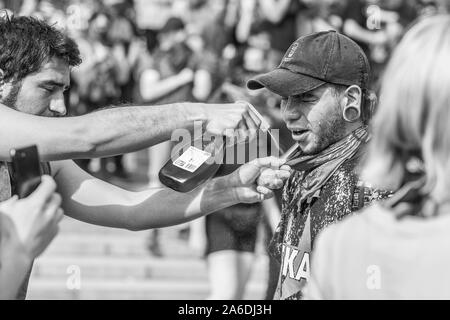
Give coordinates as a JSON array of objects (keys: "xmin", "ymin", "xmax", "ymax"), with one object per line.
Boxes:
[
  {"xmin": 51, "ymin": 158, "xmax": 290, "ymax": 231},
  {"xmin": 343, "ymin": 19, "xmax": 388, "ymax": 46},
  {"xmin": 0, "ymin": 101, "xmax": 259, "ymax": 161},
  {"xmin": 140, "ymin": 68, "xmax": 194, "ymax": 102}
]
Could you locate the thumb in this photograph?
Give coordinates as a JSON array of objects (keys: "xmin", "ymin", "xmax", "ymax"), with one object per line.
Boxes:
[
  {"xmin": 238, "ymin": 157, "xmax": 286, "ymax": 186},
  {"xmin": 252, "ymin": 156, "xmax": 286, "ymax": 170}
]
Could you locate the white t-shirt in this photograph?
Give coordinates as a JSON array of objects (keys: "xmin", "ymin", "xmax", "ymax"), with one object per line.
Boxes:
[{"xmin": 304, "ymin": 204, "xmax": 450, "ymax": 299}]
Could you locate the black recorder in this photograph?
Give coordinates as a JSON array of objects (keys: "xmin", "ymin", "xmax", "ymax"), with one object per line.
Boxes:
[{"xmin": 10, "ymin": 145, "xmax": 42, "ymax": 199}]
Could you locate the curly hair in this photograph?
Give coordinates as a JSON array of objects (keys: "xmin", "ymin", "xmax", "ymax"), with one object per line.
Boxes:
[{"xmin": 0, "ymin": 14, "xmax": 82, "ymax": 82}]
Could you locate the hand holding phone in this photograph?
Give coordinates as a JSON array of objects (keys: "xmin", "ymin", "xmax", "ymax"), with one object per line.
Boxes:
[{"xmin": 10, "ymin": 145, "xmax": 42, "ymax": 199}]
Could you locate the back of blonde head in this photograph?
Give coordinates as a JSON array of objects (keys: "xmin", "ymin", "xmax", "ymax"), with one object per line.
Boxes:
[{"xmin": 363, "ymin": 15, "xmax": 450, "ymax": 202}]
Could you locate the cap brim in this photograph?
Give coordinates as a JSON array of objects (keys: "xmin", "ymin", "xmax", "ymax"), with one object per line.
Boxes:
[{"xmin": 247, "ymin": 68, "xmax": 325, "ymax": 97}]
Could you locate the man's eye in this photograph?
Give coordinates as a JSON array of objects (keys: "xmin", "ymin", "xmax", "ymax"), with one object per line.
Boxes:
[
  {"xmin": 42, "ymin": 86, "xmax": 54, "ymax": 93},
  {"xmin": 301, "ymin": 95, "xmax": 317, "ymax": 102}
]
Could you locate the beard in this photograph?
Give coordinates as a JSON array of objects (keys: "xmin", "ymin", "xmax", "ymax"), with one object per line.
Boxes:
[
  {"xmin": 1, "ymin": 81, "xmax": 21, "ymax": 109},
  {"xmin": 303, "ymin": 111, "xmax": 347, "ymax": 155}
]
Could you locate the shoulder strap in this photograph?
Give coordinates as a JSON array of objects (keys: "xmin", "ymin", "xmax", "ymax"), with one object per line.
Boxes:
[
  {"xmin": 0, "ymin": 162, "xmax": 12, "ymax": 201},
  {"xmin": 352, "ymin": 182, "xmax": 367, "ymax": 211}
]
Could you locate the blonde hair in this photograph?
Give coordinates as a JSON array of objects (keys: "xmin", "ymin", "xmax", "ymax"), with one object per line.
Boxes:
[{"xmin": 363, "ymin": 15, "xmax": 450, "ymax": 203}]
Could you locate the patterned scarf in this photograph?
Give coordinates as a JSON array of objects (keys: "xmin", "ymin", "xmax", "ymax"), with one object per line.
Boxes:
[{"xmin": 285, "ymin": 126, "xmax": 369, "ymax": 203}]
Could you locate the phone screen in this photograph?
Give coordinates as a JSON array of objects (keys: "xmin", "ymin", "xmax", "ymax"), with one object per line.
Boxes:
[{"xmin": 10, "ymin": 145, "xmax": 42, "ymax": 198}]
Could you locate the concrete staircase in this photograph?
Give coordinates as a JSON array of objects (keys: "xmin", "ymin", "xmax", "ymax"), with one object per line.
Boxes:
[{"xmin": 26, "ymin": 216, "xmax": 270, "ymax": 300}]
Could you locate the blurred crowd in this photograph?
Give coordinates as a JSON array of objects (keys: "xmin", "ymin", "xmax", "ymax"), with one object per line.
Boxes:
[{"xmin": 2, "ymin": 0, "xmax": 450, "ymax": 300}]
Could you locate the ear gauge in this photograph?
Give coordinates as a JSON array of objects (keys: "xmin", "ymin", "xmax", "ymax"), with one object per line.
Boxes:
[
  {"xmin": 343, "ymin": 105, "xmax": 361, "ymax": 122},
  {"xmin": 343, "ymin": 85, "xmax": 362, "ymax": 122}
]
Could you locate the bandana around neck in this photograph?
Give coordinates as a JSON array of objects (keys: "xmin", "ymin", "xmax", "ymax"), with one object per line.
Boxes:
[{"xmin": 285, "ymin": 126, "xmax": 370, "ymax": 203}]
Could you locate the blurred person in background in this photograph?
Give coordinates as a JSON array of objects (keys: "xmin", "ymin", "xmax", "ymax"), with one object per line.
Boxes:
[
  {"xmin": 103, "ymin": 0, "xmax": 138, "ymax": 179},
  {"xmin": 315, "ymin": 0, "xmax": 350, "ymax": 31},
  {"xmin": 0, "ymin": 176, "xmax": 63, "ymax": 300},
  {"xmin": 414, "ymin": 0, "xmax": 447, "ymax": 18},
  {"xmin": 30, "ymin": 0, "xmax": 68, "ymax": 28},
  {"xmin": 0, "ymin": 0, "xmax": 13, "ymax": 16},
  {"xmin": 1, "ymin": 0, "xmax": 18, "ymax": 13},
  {"xmin": 71, "ymin": 9, "xmax": 131, "ymax": 177},
  {"xmin": 131, "ymin": 28, "xmax": 166, "ymax": 256},
  {"xmin": 188, "ymin": 96, "xmax": 267, "ymax": 299},
  {"xmin": 305, "ymin": 15, "xmax": 450, "ymax": 300},
  {"xmin": 137, "ymin": 16, "xmax": 200, "ymax": 256},
  {"xmin": 257, "ymin": 0, "xmax": 299, "ymax": 63},
  {"xmin": 182, "ymin": 0, "xmax": 224, "ymax": 38},
  {"xmin": 341, "ymin": 0, "xmax": 416, "ymax": 89},
  {"xmin": 256, "ymin": 0, "xmax": 334, "ymax": 68},
  {"xmin": 138, "ymin": 17, "xmax": 196, "ymax": 106}
]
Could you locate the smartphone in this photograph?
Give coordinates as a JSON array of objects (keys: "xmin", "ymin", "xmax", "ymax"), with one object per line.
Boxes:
[{"xmin": 10, "ymin": 145, "xmax": 42, "ymax": 199}]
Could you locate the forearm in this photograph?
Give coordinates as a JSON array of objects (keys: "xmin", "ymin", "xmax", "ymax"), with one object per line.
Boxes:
[
  {"xmin": 0, "ymin": 102, "xmax": 207, "ymax": 161},
  {"xmin": 343, "ymin": 20, "xmax": 383, "ymax": 45},
  {"xmin": 0, "ymin": 105, "xmax": 94, "ymax": 161},
  {"xmin": 141, "ymin": 72, "xmax": 193, "ymax": 102},
  {"xmin": 65, "ymin": 176, "xmax": 239, "ymax": 231},
  {"xmin": 126, "ymin": 176, "xmax": 238, "ymax": 230},
  {"xmin": 0, "ymin": 242, "xmax": 32, "ymax": 300},
  {"xmin": 75, "ymin": 103, "xmax": 207, "ymax": 158},
  {"xmin": 236, "ymin": 0, "xmax": 256, "ymax": 42},
  {"xmin": 57, "ymin": 155, "xmax": 286, "ymax": 232}
]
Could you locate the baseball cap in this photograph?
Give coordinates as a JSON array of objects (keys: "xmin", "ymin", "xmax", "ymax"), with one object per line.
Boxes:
[{"xmin": 247, "ymin": 30, "xmax": 371, "ymax": 97}]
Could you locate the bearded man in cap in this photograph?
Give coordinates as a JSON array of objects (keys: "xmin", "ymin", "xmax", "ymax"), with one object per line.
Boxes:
[{"xmin": 248, "ymin": 30, "xmax": 391, "ymax": 300}]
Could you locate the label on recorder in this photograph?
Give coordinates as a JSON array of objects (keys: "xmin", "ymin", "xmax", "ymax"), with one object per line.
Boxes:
[{"xmin": 173, "ymin": 146, "xmax": 211, "ymax": 173}]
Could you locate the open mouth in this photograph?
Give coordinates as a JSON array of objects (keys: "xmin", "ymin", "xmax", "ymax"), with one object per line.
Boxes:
[
  {"xmin": 291, "ymin": 129, "xmax": 309, "ymax": 141},
  {"xmin": 292, "ymin": 129, "xmax": 308, "ymax": 135}
]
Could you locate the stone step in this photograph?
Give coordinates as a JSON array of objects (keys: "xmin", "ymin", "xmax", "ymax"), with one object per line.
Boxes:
[
  {"xmin": 26, "ymin": 278, "xmax": 267, "ymax": 300},
  {"xmin": 48, "ymin": 222, "xmax": 267, "ymax": 258},
  {"xmin": 58, "ymin": 216, "xmax": 185, "ymax": 235},
  {"xmin": 44, "ymin": 233, "xmax": 159, "ymax": 257},
  {"xmin": 30, "ymin": 255, "xmax": 269, "ymax": 281},
  {"xmin": 43, "ymin": 233, "xmax": 197, "ymax": 257}
]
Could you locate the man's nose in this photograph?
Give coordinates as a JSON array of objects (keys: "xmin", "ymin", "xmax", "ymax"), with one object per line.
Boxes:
[
  {"xmin": 282, "ymin": 97, "xmax": 302, "ymax": 122},
  {"xmin": 49, "ymin": 96, "xmax": 67, "ymax": 116}
]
